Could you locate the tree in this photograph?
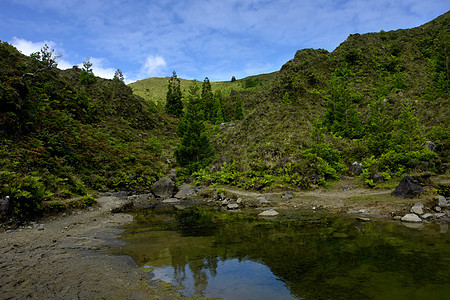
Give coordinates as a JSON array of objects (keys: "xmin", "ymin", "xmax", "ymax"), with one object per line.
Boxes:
[
  {"xmin": 231, "ymin": 76, "xmax": 236, "ymax": 82},
  {"xmin": 165, "ymin": 71, "xmax": 183, "ymax": 117},
  {"xmin": 392, "ymin": 99, "xmax": 423, "ymax": 152},
  {"xmin": 211, "ymin": 90, "xmax": 225, "ymax": 124},
  {"xmin": 113, "ymin": 69, "xmax": 125, "ymax": 82},
  {"xmin": 201, "ymin": 77, "xmax": 214, "ymax": 121},
  {"xmin": 80, "ymin": 57, "xmax": 96, "ymax": 85},
  {"xmin": 364, "ymin": 96, "xmax": 393, "ymax": 156},
  {"xmin": 175, "ymin": 83, "xmax": 215, "ymax": 171},
  {"xmin": 21, "ymin": 44, "xmax": 60, "ymax": 80},
  {"xmin": 322, "ymin": 64, "xmax": 362, "ymax": 139},
  {"xmin": 233, "ymin": 97, "xmax": 244, "ymax": 120}
]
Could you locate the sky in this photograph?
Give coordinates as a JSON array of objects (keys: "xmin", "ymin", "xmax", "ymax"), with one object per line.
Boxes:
[{"xmin": 1, "ymin": 1, "xmax": 448, "ymax": 83}]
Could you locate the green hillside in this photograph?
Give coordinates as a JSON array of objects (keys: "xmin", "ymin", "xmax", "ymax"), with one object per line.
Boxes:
[
  {"xmin": 129, "ymin": 72, "xmax": 277, "ymax": 106},
  {"xmin": 0, "ymin": 11, "xmax": 448, "ymax": 223}
]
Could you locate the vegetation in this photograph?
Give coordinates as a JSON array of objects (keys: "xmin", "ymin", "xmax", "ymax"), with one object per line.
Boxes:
[{"xmin": 1, "ymin": 12, "xmax": 449, "ymax": 222}]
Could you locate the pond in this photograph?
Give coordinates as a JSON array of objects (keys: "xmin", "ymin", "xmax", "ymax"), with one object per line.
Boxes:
[{"xmin": 112, "ymin": 206, "xmax": 450, "ymax": 299}]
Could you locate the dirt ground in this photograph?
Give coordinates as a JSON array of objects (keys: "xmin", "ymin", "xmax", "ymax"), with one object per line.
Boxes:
[{"xmin": 0, "ymin": 181, "xmax": 441, "ymax": 299}]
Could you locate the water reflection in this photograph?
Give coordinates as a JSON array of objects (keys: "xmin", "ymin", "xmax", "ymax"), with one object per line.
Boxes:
[{"xmin": 114, "ymin": 207, "xmax": 450, "ymax": 300}]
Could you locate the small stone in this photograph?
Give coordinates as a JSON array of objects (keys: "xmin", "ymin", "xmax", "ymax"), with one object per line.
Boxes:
[
  {"xmin": 435, "ymin": 206, "xmax": 442, "ymax": 212},
  {"xmin": 436, "ymin": 195, "xmax": 448, "ymax": 208},
  {"xmin": 421, "ymin": 213, "xmax": 434, "ymax": 219},
  {"xmin": 434, "ymin": 213, "xmax": 445, "ymax": 218},
  {"xmin": 258, "ymin": 196, "xmax": 269, "ymax": 204},
  {"xmin": 37, "ymin": 224, "xmax": 45, "ymax": 231},
  {"xmin": 357, "ymin": 217, "xmax": 371, "ymax": 222},
  {"xmin": 393, "ymin": 216, "xmax": 402, "ymax": 221},
  {"xmin": 281, "ymin": 191, "xmax": 293, "ymax": 199},
  {"xmin": 401, "ymin": 213, "xmax": 422, "ymax": 223},
  {"xmin": 236, "ymin": 198, "xmax": 242, "ymax": 204},
  {"xmin": 162, "ymin": 198, "xmax": 180, "ymax": 204},
  {"xmin": 258, "ymin": 209, "xmax": 279, "ymax": 217},
  {"xmin": 410, "ymin": 202, "xmax": 424, "ymax": 215},
  {"xmin": 221, "ymin": 199, "xmax": 229, "ymax": 205},
  {"xmin": 227, "ymin": 203, "xmax": 239, "ymax": 210}
]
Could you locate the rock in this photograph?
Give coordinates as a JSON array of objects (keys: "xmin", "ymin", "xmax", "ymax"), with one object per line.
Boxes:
[
  {"xmin": 342, "ymin": 185, "xmax": 353, "ymax": 191},
  {"xmin": 258, "ymin": 209, "xmax": 279, "ymax": 217},
  {"xmin": 410, "ymin": 202, "xmax": 424, "ymax": 215},
  {"xmin": 227, "ymin": 203, "xmax": 239, "ymax": 210},
  {"xmin": 393, "ymin": 216, "xmax": 402, "ymax": 221},
  {"xmin": 174, "ymin": 188, "xmax": 195, "ymax": 200},
  {"xmin": 427, "ymin": 141, "xmax": 436, "ymax": 152},
  {"xmin": 422, "ymin": 213, "xmax": 434, "ymax": 219},
  {"xmin": 258, "ymin": 196, "xmax": 269, "ymax": 204},
  {"xmin": 127, "ymin": 193, "xmax": 156, "ymax": 209},
  {"xmin": 236, "ymin": 198, "xmax": 242, "ymax": 204},
  {"xmin": 221, "ymin": 199, "xmax": 229, "ymax": 205},
  {"xmin": 435, "ymin": 206, "xmax": 442, "ymax": 212},
  {"xmin": 372, "ymin": 174, "xmax": 384, "ymax": 183},
  {"xmin": 357, "ymin": 217, "xmax": 371, "ymax": 222},
  {"xmin": 434, "ymin": 213, "xmax": 446, "ymax": 218},
  {"xmin": 401, "ymin": 213, "xmax": 422, "ymax": 223},
  {"xmin": 0, "ymin": 196, "xmax": 10, "ymax": 216},
  {"xmin": 281, "ymin": 191, "xmax": 293, "ymax": 199},
  {"xmin": 152, "ymin": 177, "xmax": 177, "ymax": 199},
  {"xmin": 436, "ymin": 195, "xmax": 448, "ymax": 208},
  {"xmin": 162, "ymin": 198, "xmax": 180, "ymax": 204},
  {"xmin": 348, "ymin": 161, "xmax": 363, "ymax": 176},
  {"xmin": 391, "ymin": 175, "xmax": 424, "ymax": 199}
]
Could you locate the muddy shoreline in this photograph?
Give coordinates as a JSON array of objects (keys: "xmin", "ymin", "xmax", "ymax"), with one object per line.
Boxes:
[{"xmin": 0, "ymin": 183, "xmax": 446, "ymax": 299}]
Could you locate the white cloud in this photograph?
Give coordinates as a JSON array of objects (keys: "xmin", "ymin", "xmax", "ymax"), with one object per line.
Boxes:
[
  {"xmin": 10, "ymin": 37, "xmax": 55, "ymax": 55},
  {"xmin": 139, "ymin": 55, "xmax": 167, "ymax": 78},
  {"xmin": 78, "ymin": 57, "xmax": 116, "ymax": 79}
]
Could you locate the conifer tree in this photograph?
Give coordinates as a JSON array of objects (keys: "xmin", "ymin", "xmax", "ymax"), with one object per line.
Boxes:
[
  {"xmin": 201, "ymin": 77, "xmax": 214, "ymax": 121},
  {"xmin": 175, "ymin": 83, "xmax": 215, "ymax": 171},
  {"xmin": 392, "ymin": 99, "xmax": 423, "ymax": 152},
  {"xmin": 364, "ymin": 96, "xmax": 393, "ymax": 156},
  {"xmin": 233, "ymin": 97, "xmax": 244, "ymax": 120},
  {"xmin": 211, "ymin": 90, "xmax": 225, "ymax": 124},
  {"xmin": 165, "ymin": 71, "xmax": 183, "ymax": 117}
]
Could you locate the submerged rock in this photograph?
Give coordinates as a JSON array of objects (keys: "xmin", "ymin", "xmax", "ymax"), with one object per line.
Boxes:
[
  {"xmin": 391, "ymin": 175, "xmax": 424, "ymax": 199},
  {"xmin": 258, "ymin": 209, "xmax": 279, "ymax": 217},
  {"xmin": 401, "ymin": 213, "xmax": 422, "ymax": 223}
]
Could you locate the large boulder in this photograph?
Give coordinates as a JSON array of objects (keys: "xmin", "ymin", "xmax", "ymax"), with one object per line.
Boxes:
[
  {"xmin": 152, "ymin": 177, "xmax": 177, "ymax": 199},
  {"xmin": 127, "ymin": 193, "xmax": 156, "ymax": 209},
  {"xmin": 391, "ymin": 175, "xmax": 424, "ymax": 199}
]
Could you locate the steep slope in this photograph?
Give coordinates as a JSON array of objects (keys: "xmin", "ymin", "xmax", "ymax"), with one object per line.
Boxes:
[
  {"xmin": 202, "ymin": 11, "xmax": 449, "ymax": 189},
  {"xmin": 0, "ymin": 42, "xmax": 177, "ymax": 221}
]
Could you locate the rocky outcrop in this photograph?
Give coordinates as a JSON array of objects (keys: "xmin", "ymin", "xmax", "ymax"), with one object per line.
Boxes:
[
  {"xmin": 348, "ymin": 161, "xmax": 363, "ymax": 176},
  {"xmin": 391, "ymin": 175, "xmax": 424, "ymax": 199}
]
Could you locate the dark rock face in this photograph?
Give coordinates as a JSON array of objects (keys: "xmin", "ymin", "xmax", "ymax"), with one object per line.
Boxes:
[
  {"xmin": 151, "ymin": 177, "xmax": 177, "ymax": 199},
  {"xmin": 391, "ymin": 175, "xmax": 424, "ymax": 199},
  {"xmin": 372, "ymin": 174, "xmax": 384, "ymax": 183}
]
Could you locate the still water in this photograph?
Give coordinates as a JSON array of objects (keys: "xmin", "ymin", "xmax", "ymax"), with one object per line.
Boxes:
[{"xmin": 113, "ymin": 206, "xmax": 450, "ymax": 299}]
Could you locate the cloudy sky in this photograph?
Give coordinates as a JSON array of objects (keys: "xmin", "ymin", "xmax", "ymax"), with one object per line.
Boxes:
[{"xmin": 1, "ymin": 1, "xmax": 447, "ymax": 83}]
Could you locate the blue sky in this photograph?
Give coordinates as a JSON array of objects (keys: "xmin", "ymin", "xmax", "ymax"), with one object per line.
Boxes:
[{"xmin": 1, "ymin": 1, "xmax": 448, "ymax": 83}]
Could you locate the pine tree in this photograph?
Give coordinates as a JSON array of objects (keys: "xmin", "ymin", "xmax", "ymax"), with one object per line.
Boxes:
[
  {"xmin": 322, "ymin": 65, "xmax": 362, "ymax": 139},
  {"xmin": 165, "ymin": 71, "xmax": 183, "ymax": 117},
  {"xmin": 211, "ymin": 90, "xmax": 225, "ymax": 124},
  {"xmin": 392, "ymin": 99, "xmax": 423, "ymax": 152},
  {"xmin": 201, "ymin": 77, "xmax": 214, "ymax": 121},
  {"xmin": 364, "ymin": 96, "xmax": 393, "ymax": 156},
  {"xmin": 233, "ymin": 97, "xmax": 244, "ymax": 120},
  {"xmin": 175, "ymin": 83, "xmax": 215, "ymax": 171}
]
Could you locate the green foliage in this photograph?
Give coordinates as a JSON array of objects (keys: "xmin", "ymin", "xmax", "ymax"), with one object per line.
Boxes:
[
  {"xmin": 175, "ymin": 83, "xmax": 215, "ymax": 172},
  {"xmin": 233, "ymin": 97, "xmax": 244, "ymax": 120},
  {"xmin": 165, "ymin": 71, "xmax": 184, "ymax": 117},
  {"xmin": 0, "ymin": 171, "xmax": 52, "ymax": 221},
  {"xmin": 79, "ymin": 57, "xmax": 97, "ymax": 85}
]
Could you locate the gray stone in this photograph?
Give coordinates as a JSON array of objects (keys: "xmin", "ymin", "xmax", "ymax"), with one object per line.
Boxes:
[
  {"xmin": 372, "ymin": 174, "xmax": 384, "ymax": 183},
  {"xmin": 127, "ymin": 193, "xmax": 156, "ymax": 209},
  {"xmin": 410, "ymin": 202, "xmax": 424, "ymax": 215},
  {"xmin": 0, "ymin": 196, "xmax": 10, "ymax": 216},
  {"xmin": 221, "ymin": 199, "xmax": 229, "ymax": 205},
  {"xmin": 258, "ymin": 196, "xmax": 269, "ymax": 204},
  {"xmin": 434, "ymin": 213, "xmax": 446, "ymax": 218},
  {"xmin": 174, "ymin": 188, "xmax": 195, "ymax": 200},
  {"xmin": 393, "ymin": 216, "xmax": 402, "ymax": 221},
  {"xmin": 281, "ymin": 191, "xmax": 293, "ymax": 199},
  {"xmin": 162, "ymin": 198, "xmax": 180, "ymax": 204},
  {"xmin": 236, "ymin": 198, "xmax": 242, "ymax": 204},
  {"xmin": 421, "ymin": 213, "xmax": 434, "ymax": 219},
  {"xmin": 348, "ymin": 161, "xmax": 363, "ymax": 176},
  {"xmin": 427, "ymin": 141, "xmax": 436, "ymax": 152},
  {"xmin": 357, "ymin": 217, "xmax": 371, "ymax": 222},
  {"xmin": 227, "ymin": 203, "xmax": 239, "ymax": 210},
  {"xmin": 342, "ymin": 185, "xmax": 353, "ymax": 191},
  {"xmin": 436, "ymin": 195, "xmax": 448, "ymax": 208},
  {"xmin": 401, "ymin": 213, "xmax": 422, "ymax": 223},
  {"xmin": 258, "ymin": 209, "xmax": 279, "ymax": 217},
  {"xmin": 435, "ymin": 206, "xmax": 442, "ymax": 212},
  {"xmin": 391, "ymin": 175, "xmax": 424, "ymax": 199},
  {"xmin": 152, "ymin": 177, "xmax": 177, "ymax": 199}
]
